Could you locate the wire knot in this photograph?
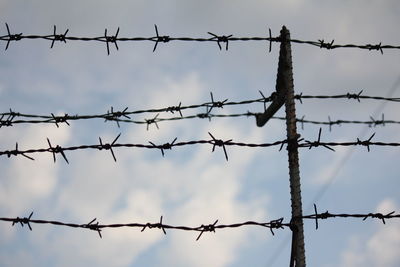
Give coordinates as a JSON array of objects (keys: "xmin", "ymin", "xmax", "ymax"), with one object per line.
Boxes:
[
  {"xmin": 294, "ymin": 93, "xmax": 303, "ymax": 104},
  {"xmin": 83, "ymin": 218, "xmax": 102, "ymax": 238},
  {"xmin": 12, "ymin": 211, "xmax": 33, "ymax": 231},
  {"xmin": 0, "ymin": 113, "xmax": 15, "ymax": 128},
  {"xmin": 207, "ymin": 92, "xmax": 228, "ymax": 113},
  {"xmin": 50, "ymin": 25, "xmax": 69, "ymax": 48},
  {"xmin": 346, "ymin": 90, "xmax": 363, "ymax": 102},
  {"xmin": 208, "ymin": 32, "xmax": 232, "ymax": 50},
  {"xmin": 367, "ymin": 42, "xmax": 383, "ymax": 54},
  {"xmin": 369, "ymin": 114, "xmax": 385, "ymax": 127},
  {"xmin": 318, "ymin": 39, "xmax": 335, "ymax": 49},
  {"xmin": 269, "ymin": 218, "xmax": 284, "ymax": 235},
  {"xmin": 196, "ymin": 219, "xmax": 218, "ymax": 241},
  {"xmin": 4, "ymin": 23, "xmax": 22, "ymax": 50},
  {"xmin": 303, "ymin": 128, "xmax": 334, "ymax": 151},
  {"xmin": 165, "ymin": 102, "xmax": 183, "ymax": 117},
  {"xmin": 208, "ymin": 132, "xmax": 232, "ymax": 161},
  {"xmin": 104, "ymin": 27, "xmax": 120, "ymax": 55},
  {"xmin": 153, "ymin": 25, "xmax": 169, "ymax": 52},
  {"xmin": 98, "ymin": 134, "xmax": 121, "ymax": 162},
  {"xmin": 51, "ymin": 113, "xmax": 70, "ymax": 128},
  {"xmin": 104, "ymin": 107, "xmax": 130, "ymax": 127},
  {"xmin": 145, "ymin": 114, "xmax": 160, "ymax": 130},
  {"xmin": 149, "ymin": 138, "xmax": 177, "ymax": 157},
  {"xmin": 47, "ymin": 138, "xmax": 69, "ymax": 163},
  {"xmin": 356, "ymin": 133, "xmax": 375, "ymax": 152}
]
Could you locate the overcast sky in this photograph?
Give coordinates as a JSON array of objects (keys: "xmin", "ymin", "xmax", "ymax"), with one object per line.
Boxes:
[{"xmin": 1, "ymin": 1, "xmax": 400, "ymax": 266}]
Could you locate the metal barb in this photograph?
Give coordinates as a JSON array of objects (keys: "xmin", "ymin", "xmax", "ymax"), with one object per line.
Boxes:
[
  {"xmin": 153, "ymin": 24, "xmax": 170, "ymax": 52},
  {"xmin": 50, "ymin": 25, "xmax": 69, "ymax": 48},
  {"xmin": 47, "ymin": 138, "xmax": 69, "ymax": 163},
  {"xmin": 145, "ymin": 114, "xmax": 160, "ymax": 130},
  {"xmin": 207, "ymin": 32, "xmax": 232, "ymax": 50},
  {"xmin": 98, "ymin": 133, "xmax": 121, "ymax": 162},
  {"xmin": 104, "ymin": 27, "xmax": 120, "ymax": 55},
  {"xmin": 4, "ymin": 23, "xmax": 22, "ymax": 50},
  {"xmin": 196, "ymin": 219, "xmax": 218, "ymax": 241},
  {"xmin": 208, "ymin": 132, "xmax": 232, "ymax": 161}
]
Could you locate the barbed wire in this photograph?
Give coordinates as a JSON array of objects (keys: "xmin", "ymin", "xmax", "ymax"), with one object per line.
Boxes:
[
  {"xmin": 1, "ymin": 91, "xmax": 399, "ymax": 129},
  {"xmin": 301, "ymin": 204, "xmax": 400, "ymax": 230},
  {"xmin": 2, "ymin": 110, "xmax": 399, "ymax": 130},
  {"xmin": 0, "ymin": 23, "xmax": 400, "ymax": 55},
  {"xmin": 0, "ymin": 212, "xmax": 289, "ymax": 239},
  {"xmin": 1, "ymin": 24, "xmax": 400, "ymax": 54},
  {"xmin": 0, "ymin": 133, "xmax": 287, "ymax": 162},
  {"xmin": 1, "ymin": 131, "xmax": 399, "ymax": 162},
  {"xmin": 1, "ymin": 206, "xmax": 398, "ymax": 239}
]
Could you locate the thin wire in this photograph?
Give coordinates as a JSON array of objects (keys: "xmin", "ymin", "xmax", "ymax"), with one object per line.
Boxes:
[
  {"xmin": 1, "ymin": 208, "xmax": 397, "ymax": 238},
  {"xmin": 1, "ymin": 92, "xmax": 399, "ymax": 129},
  {"xmin": 1, "ymin": 24, "xmax": 400, "ymax": 54}
]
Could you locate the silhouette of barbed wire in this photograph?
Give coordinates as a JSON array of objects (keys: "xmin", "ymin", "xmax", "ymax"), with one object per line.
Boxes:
[
  {"xmin": 2, "ymin": 24, "xmax": 400, "ymax": 54},
  {"xmin": 0, "ymin": 212, "xmax": 288, "ymax": 239},
  {"xmin": 1, "ymin": 132, "xmax": 399, "ymax": 162},
  {"xmin": 1, "ymin": 91, "xmax": 399, "ymax": 129},
  {"xmin": 1, "ymin": 206, "xmax": 397, "ymax": 239}
]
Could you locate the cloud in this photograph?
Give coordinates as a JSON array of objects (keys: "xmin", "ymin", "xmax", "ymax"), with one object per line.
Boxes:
[
  {"xmin": 339, "ymin": 199, "xmax": 400, "ymax": 267},
  {"xmin": 8, "ymin": 73, "xmax": 268, "ymax": 267},
  {"xmin": 0, "ymin": 124, "xmax": 71, "ymax": 215},
  {"xmin": 2, "ymin": 1, "xmax": 400, "ymax": 267}
]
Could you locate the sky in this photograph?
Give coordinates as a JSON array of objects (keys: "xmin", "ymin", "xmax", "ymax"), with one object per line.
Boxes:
[{"xmin": 0, "ymin": 0, "xmax": 400, "ymax": 266}]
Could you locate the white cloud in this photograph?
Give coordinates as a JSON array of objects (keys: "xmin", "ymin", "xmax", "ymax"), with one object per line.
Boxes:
[
  {"xmin": 2, "ymin": 1, "xmax": 400, "ymax": 266},
  {"xmin": 33, "ymin": 108, "xmax": 269, "ymax": 267},
  {"xmin": 0, "ymin": 124, "xmax": 71, "ymax": 214},
  {"xmin": 339, "ymin": 199, "xmax": 400, "ymax": 267}
]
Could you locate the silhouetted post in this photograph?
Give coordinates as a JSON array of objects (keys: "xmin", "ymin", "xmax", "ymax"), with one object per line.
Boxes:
[
  {"xmin": 280, "ymin": 26, "xmax": 306, "ymax": 267},
  {"xmin": 256, "ymin": 26, "xmax": 306, "ymax": 266}
]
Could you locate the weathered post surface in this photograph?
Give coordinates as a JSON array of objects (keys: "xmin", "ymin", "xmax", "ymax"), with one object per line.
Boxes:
[{"xmin": 256, "ymin": 26, "xmax": 306, "ymax": 267}]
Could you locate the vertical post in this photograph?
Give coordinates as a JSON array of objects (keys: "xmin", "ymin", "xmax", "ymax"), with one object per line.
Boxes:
[{"xmin": 278, "ymin": 26, "xmax": 306, "ymax": 267}]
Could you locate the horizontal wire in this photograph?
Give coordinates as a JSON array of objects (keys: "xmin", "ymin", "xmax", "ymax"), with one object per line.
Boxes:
[
  {"xmin": 302, "ymin": 204, "xmax": 400, "ymax": 230},
  {"xmin": 1, "ymin": 24, "xmax": 399, "ymax": 54},
  {"xmin": 0, "ymin": 212, "xmax": 288, "ymax": 239},
  {"xmin": 1, "ymin": 206, "xmax": 398, "ymax": 239},
  {"xmin": 1, "ymin": 112, "xmax": 398, "ymax": 130},
  {"xmin": 1, "ymin": 91, "xmax": 399, "ymax": 129},
  {"xmin": 0, "ymin": 131, "xmax": 399, "ymax": 162}
]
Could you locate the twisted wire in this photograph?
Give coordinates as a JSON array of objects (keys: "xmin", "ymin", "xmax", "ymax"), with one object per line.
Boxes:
[
  {"xmin": 1, "ymin": 91, "xmax": 399, "ymax": 129},
  {"xmin": 1, "ymin": 206, "xmax": 397, "ymax": 239},
  {"xmin": 1, "ymin": 24, "xmax": 400, "ymax": 54}
]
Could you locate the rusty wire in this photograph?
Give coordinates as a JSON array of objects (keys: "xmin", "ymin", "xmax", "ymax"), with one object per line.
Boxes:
[{"xmin": 1, "ymin": 24, "xmax": 400, "ymax": 54}]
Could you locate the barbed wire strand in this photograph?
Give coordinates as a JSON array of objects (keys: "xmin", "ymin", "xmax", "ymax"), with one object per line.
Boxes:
[
  {"xmin": 1, "ymin": 91, "xmax": 399, "ymax": 129},
  {"xmin": 0, "ymin": 212, "xmax": 288, "ymax": 240},
  {"xmin": 4, "ymin": 111, "xmax": 399, "ymax": 130},
  {"xmin": 2, "ymin": 24, "xmax": 400, "ymax": 54},
  {"xmin": 1, "ymin": 206, "xmax": 398, "ymax": 239},
  {"xmin": 1, "ymin": 131, "xmax": 399, "ymax": 162}
]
